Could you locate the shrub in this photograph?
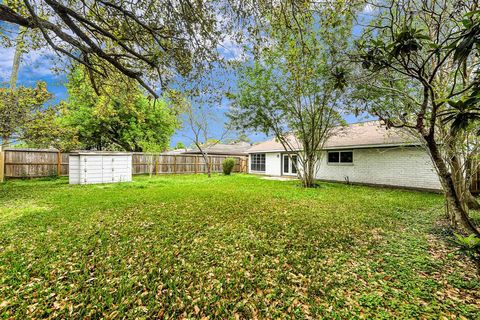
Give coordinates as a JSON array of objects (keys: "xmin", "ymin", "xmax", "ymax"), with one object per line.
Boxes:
[
  {"xmin": 454, "ymin": 233, "xmax": 480, "ymax": 260},
  {"xmin": 222, "ymin": 158, "xmax": 236, "ymax": 175}
]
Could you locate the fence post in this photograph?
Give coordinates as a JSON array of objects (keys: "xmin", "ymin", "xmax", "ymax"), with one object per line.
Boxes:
[
  {"xmin": 0, "ymin": 146, "xmax": 4, "ymax": 182},
  {"xmin": 173, "ymin": 155, "xmax": 177, "ymax": 174},
  {"xmin": 57, "ymin": 151, "xmax": 62, "ymax": 176}
]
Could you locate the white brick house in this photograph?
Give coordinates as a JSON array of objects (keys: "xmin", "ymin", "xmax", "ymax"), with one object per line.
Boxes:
[{"xmin": 247, "ymin": 121, "xmax": 442, "ymax": 191}]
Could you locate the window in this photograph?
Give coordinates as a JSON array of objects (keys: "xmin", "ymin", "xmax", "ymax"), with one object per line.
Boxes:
[
  {"xmin": 328, "ymin": 151, "xmax": 353, "ymax": 164},
  {"xmin": 251, "ymin": 153, "xmax": 266, "ymax": 171},
  {"xmin": 283, "ymin": 154, "xmax": 298, "ymax": 174},
  {"xmin": 291, "ymin": 155, "xmax": 298, "ymax": 173},
  {"xmin": 328, "ymin": 152, "xmax": 340, "ymax": 163},
  {"xmin": 283, "ymin": 155, "xmax": 289, "ymax": 173},
  {"xmin": 340, "ymin": 152, "xmax": 353, "ymax": 163}
]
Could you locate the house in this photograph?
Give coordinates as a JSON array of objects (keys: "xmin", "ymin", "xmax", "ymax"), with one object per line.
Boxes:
[
  {"xmin": 247, "ymin": 121, "xmax": 442, "ymax": 191},
  {"xmin": 164, "ymin": 142, "xmax": 251, "ymax": 157}
]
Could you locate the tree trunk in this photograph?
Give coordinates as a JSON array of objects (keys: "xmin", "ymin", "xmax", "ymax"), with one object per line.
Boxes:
[
  {"xmin": 300, "ymin": 153, "xmax": 317, "ymax": 188},
  {"xmin": 201, "ymin": 152, "xmax": 211, "ymax": 178},
  {"xmin": 426, "ymin": 135, "xmax": 479, "ymax": 236},
  {"xmin": 10, "ymin": 27, "xmax": 25, "ymax": 90},
  {"xmin": 464, "ymin": 157, "xmax": 480, "ymax": 210},
  {"xmin": 447, "ymin": 139, "xmax": 480, "ymax": 211}
]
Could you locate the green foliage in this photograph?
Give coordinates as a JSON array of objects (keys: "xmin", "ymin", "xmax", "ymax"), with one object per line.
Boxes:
[
  {"xmin": 0, "ymin": 175, "xmax": 479, "ymax": 318},
  {"xmin": 0, "ymin": 81, "xmax": 52, "ymax": 143},
  {"xmin": 0, "ymin": 0, "xmax": 226, "ymax": 96},
  {"xmin": 453, "ymin": 232, "xmax": 480, "ymax": 268},
  {"xmin": 454, "ymin": 233, "xmax": 480, "ymax": 259},
  {"xmin": 230, "ymin": 5, "xmax": 350, "ymax": 187},
  {"xmin": 231, "ymin": 6, "xmax": 349, "ymax": 135},
  {"xmin": 352, "ymin": 2, "xmax": 480, "ymax": 232},
  {"xmin": 21, "ymin": 103, "xmax": 80, "ymax": 152},
  {"xmin": 454, "ymin": 233, "xmax": 480, "ymax": 249},
  {"xmin": 354, "ymin": 2, "xmax": 480, "ymax": 136},
  {"xmin": 452, "ymin": 11, "xmax": 480, "ymax": 63},
  {"xmin": 222, "ymin": 158, "xmax": 236, "ymax": 175},
  {"xmin": 440, "ymin": 99, "xmax": 480, "ymax": 135},
  {"xmin": 61, "ymin": 65, "xmax": 179, "ymax": 151},
  {"xmin": 174, "ymin": 142, "xmax": 186, "ymax": 150}
]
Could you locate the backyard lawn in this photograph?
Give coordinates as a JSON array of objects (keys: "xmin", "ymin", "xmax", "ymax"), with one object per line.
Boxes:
[{"xmin": 0, "ymin": 174, "xmax": 479, "ymax": 319}]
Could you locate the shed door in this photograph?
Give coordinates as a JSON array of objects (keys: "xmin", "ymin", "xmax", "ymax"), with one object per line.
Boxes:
[{"xmin": 102, "ymin": 156, "xmax": 114, "ymax": 183}]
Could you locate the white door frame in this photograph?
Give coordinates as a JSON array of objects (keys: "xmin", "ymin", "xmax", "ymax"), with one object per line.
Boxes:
[{"xmin": 282, "ymin": 154, "xmax": 298, "ymax": 176}]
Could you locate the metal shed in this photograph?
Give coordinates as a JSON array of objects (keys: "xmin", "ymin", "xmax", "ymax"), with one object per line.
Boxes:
[{"xmin": 69, "ymin": 152, "xmax": 132, "ymax": 185}]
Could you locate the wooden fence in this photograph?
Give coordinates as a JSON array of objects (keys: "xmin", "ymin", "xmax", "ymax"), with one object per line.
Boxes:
[
  {"xmin": 132, "ymin": 153, "xmax": 248, "ymax": 175},
  {"xmin": 2, "ymin": 149, "xmax": 69, "ymax": 178},
  {"xmin": 0, "ymin": 148, "xmax": 248, "ymax": 180}
]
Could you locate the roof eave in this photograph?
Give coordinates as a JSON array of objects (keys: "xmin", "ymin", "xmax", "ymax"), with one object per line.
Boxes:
[
  {"xmin": 322, "ymin": 142, "xmax": 422, "ymax": 150},
  {"xmin": 247, "ymin": 142, "xmax": 422, "ymax": 153}
]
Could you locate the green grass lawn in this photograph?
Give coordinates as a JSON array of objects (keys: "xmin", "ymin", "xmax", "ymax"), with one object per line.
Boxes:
[{"xmin": 1, "ymin": 174, "xmax": 479, "ymax": 319}]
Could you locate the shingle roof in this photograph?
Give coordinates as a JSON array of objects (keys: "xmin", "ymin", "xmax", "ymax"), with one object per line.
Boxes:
[
  {"xmin": 165, "ymin": 142, "xmax": 252, "ymax": 156},
  {"xmin": 161, "ymin": 148, "xmax": 192, "ymax": 155},
  {"xmin": 247, "ymin": 121, "xmax": 420, "ymax": 153}
]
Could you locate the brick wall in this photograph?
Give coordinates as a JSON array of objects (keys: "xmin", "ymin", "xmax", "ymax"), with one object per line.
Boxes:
[{"xmin": 315, "ymin": 146, "xmax": 442, "ymax": 191}]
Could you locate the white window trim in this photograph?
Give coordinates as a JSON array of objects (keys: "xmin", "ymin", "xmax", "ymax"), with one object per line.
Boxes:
[
  {"xmin": 327, "ymin": 150, "xmax": 354, "ymax": 166},
  {"xmin": 250, "ymin": 153, "xmax": 266, "ymax": 172},
  {"xmin": 282, "ymin": 153, "xmax": 298, "ymax": 176}
]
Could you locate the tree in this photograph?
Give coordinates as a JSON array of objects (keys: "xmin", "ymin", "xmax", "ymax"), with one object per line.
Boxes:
[
  {"xmin": 0, "ymin": 0, "xmax": 229, "ymax": 97},
  {"xmin": 174, "ymin": 142, "xmax": 187, "ymax": 150},
  {"xmin": 0, "ymin": 81, "xmax": 52, "ymax": 146},
  {"xmin": 168, "ymin": 88, "xmax": 230, "ymax": 178},
  {"xmin": 60, "ymin": 65, "xmax": 179, "ymax": 151},
  {"xmin": 235, "ymin": 133, "xmax": 251, "ymax": 144},
  {"xmin": 20, "ymin": 102, "xmax": 80, "ymax": 151},
  {"xmin": 184, "ymin": 104, "xmax": 230, "ymax": 178},
  {"xmin": 353, "ymin": 0, "xmax": 480, "ymax": 235},
  {"xmin": 224, "ymin": 133, "xmax": 252, "ymax": 144},
  {"xmin": 230, "ymin": 2, "xmax": 349, "ymax": 187},
  {"xmin": 439, "ymin": 122, "xmax": 480, "ymax": 211},
  {"xmin": 138, "ymin": 140, "xmax": 165, "ymax": 177}
]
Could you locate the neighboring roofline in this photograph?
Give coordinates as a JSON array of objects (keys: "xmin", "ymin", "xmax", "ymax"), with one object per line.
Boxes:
[
  {"xmin": 247, "ymin": 142, "xmax": 422, "ymax": 153},
  {"xmin": 248, "ymin": 148, "xmax": 301, "ymax": 153},
  {"xmin": 183, "ymin": 151, "xmax": 247, "ymax": 155}
]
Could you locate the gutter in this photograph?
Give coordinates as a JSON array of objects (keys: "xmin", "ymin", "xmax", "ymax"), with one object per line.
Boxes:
[{"xmin": 247, "ymin": 143, "xmax": 423, "ymax": 154}]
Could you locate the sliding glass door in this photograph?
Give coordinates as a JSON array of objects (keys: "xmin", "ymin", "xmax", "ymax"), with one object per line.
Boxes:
[{"xmin": 282, "ymin": 154, "xmax": 297, "ymax": 175}]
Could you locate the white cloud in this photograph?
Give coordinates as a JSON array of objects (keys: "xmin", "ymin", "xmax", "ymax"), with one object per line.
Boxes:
[
  {"xmin": 218, "ymin": 34, "xmax": 249, "ymax": 62},
  {"xmin": 360, "ymin": 3, "xmax": 380, "ymax": 17},
  {"xmin": 0, "ymin": 45, "xmax": 62, "ymax": 85},
  {"xmin": 0, "ymin": 46, "xmax": 15, "ymax": 82}
]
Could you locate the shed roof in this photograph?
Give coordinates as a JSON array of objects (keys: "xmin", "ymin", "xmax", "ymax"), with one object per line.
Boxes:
[
  {"xmin": 69, "ymin": 151, "xmax": 133, "ymax": 156},
  {"xmin": 247, "ymin": 121, "xmax": 420, "ymax": 153}
]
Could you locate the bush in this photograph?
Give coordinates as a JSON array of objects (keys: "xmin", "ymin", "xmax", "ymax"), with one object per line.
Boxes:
[
  {"xmin": 222, "ymin": 158, "xmax": 236, "ymax": 175},
  {"xmin": 454, "ymin": 233, "xmax": 480, "ymax": 259}
]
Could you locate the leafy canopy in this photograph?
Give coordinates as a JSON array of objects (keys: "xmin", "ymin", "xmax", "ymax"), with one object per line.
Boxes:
[
  {"xmin": 60, "ymin": 65, "xmax": 179, "ymax": 151},
  {"xmin": 0, "ymin": 81, "xmax": 52, "ymax": 143}
]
